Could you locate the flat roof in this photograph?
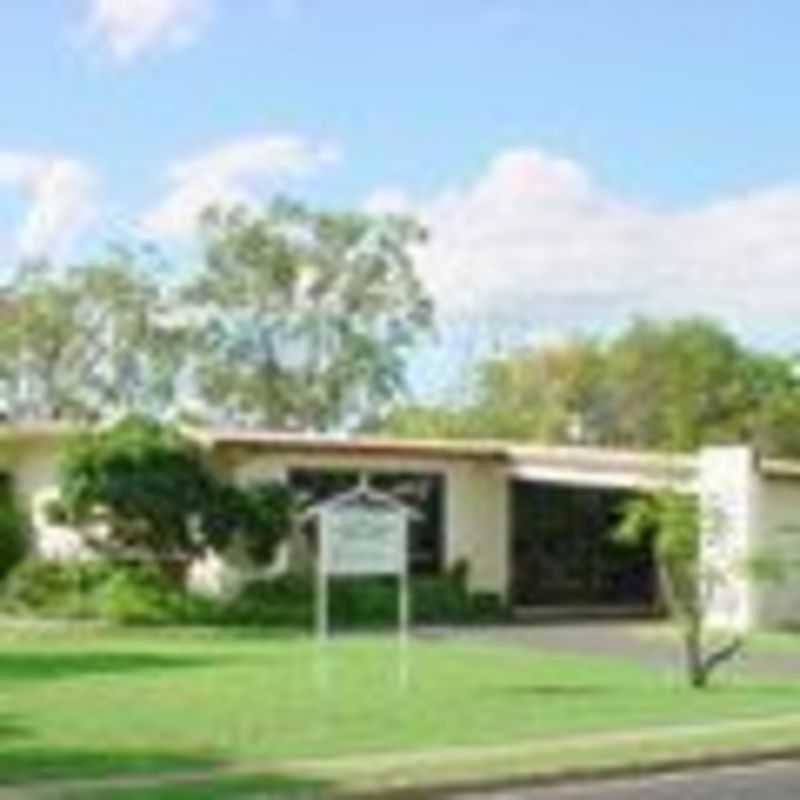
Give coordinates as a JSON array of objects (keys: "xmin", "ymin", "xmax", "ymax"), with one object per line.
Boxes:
[
  {"xmin": 507, "ymin": 444, "xmax": 698, "ymax": 484},
  {"xmin": 0, "ymin": 422, "xmax": 79, "ymax": 442},
  {"xmin": 0, "ymin": 422, "xmax": 798, "ymax": 481},
  {"xmin": 198, "ymin": 428, "xmax": 510, "ymax": 463},
  {"xmin": 760, "ymin": 458, "xmax": 800, "ymax": 480}
]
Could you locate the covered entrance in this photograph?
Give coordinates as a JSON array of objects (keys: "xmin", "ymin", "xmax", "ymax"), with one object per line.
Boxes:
[{"xmin": 510, "ymin": 480, "xmax": 659, "ymax": 615}]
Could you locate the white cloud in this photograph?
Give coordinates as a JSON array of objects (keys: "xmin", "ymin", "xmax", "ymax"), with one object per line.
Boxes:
[
  {"xmin": 363, "ymin": 188, "xmax": 414, "ymax": 216},
  {"xmin": 142, "ymin": 134, "xmax": 340, "ymax": 239},
  {"xmin": 368, "ymin": 148, "xmax": 800, "ymax": 341},
  {"xmin": 83, "ymin": 0, "xmax": 210, "ymax": 62},
  {"xmin": 0, "ymin": 152, "xmax": 98, "ymax": 259}
]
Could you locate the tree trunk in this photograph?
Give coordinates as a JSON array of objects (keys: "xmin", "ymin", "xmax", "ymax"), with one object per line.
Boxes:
[{"xmin": 684, "ymin": 622, "xmax": 708, "ymax": 688}]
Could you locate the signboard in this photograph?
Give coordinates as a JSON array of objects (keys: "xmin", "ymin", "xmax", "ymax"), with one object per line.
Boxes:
[
  {"xmin": 305, "ymin": 481, "xmax": 414, "ymax": 646},
  {"xmin": 322, "ymin": 507, "xmax": 406, "ymax": 576}
]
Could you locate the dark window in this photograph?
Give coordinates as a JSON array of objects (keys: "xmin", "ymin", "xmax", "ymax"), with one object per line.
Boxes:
[
  {"xmin": 0, "ymin": 471, "xmax": 12, "ymax": 502},
  {"xmin": 511, "ymin": 480, "xmax": 656, "ymax": 607}
]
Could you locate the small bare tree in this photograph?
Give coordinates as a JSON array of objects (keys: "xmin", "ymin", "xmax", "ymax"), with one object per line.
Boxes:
[{"xmin": 617, "ymin": 490, "xmax": 744, "ymax": 689}]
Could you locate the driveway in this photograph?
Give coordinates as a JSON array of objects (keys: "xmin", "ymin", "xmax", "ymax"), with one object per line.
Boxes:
[
  {"xmin": 450, "ymin": 759, "xmax": 800, "ymax": 798},
  {"xmin": 420, "ymin": 622, "xmax": 800, "ymax": 679}
]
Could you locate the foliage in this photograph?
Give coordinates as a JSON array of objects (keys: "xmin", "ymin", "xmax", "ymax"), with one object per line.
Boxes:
[
  {"xmin": 220, "ymin": 571, "xmax": 505, "ymax": 628},
  {"xmin": 183, "ymin": 199, "xmax": 434, "ymax": 430},
  {"xmin": 0, "ymin": 252, "xmax": 185, "ymax": 421},
  {"xmin": 382, "ymin": 316, "xmax": 800, "ymax": 457},
  {"xmin": 56, "ymin": 416, "xmax": 292, "ymax": 584},
  {"xmin": 617, "ymin": 490, "xmax": 744, "ymax": 688},
  {"xmin": 607, "ymin": 318, "xmax": 755, "ymax": 450},
  {"xmin": 3, "ymin": 558, "xmax": 114, "ymax": 618},
  {"xmin": 203, "ymin": 482, "xmax": 294, "ymax": 565},
  {"xmin": 1, "ymin": 552, "xmax": 505, "ymax": 628},
  {"xmin": 221, "ymin": 574, "xmax": 314, "ymax": 627},
  {"xmin": 96, "ymin": 565, "xmax": 188, "ymax": 626},
  {"xmin": 0, "ymin": 198, "xmax": 431, "ymax": 431}
]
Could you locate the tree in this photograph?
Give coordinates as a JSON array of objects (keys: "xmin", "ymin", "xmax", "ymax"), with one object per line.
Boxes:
[
  {"xmin": 606, "ymin": 318, "xmax": 757, "ymax": 450},
  {"xmin": 55, "ymin": 416, "xmax": 292, "ymax": 585},
  {"xmin": 381, "ymin": 336, "xmax": 611, "ymax": 442},
  {"xmin": 382, "ymin": 316, "xmax": 800, "ymax": 458},
  {"xmin": 470, "ymin": 337, "xmax": 611, "ymax": 442},
  {"xmin": 184, "ymin": 199, "xmax": 434, "ymax": 430},
  {"xmin": 617, "ymin": 490, "xmax": 744, "ymax": 689},
  {"xmin": 0, "ymin": 251, "xmax": 186, "ymax": 421}
]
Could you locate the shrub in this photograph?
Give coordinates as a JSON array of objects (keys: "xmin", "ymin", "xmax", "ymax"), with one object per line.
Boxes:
[
  {"xmin": 221, "ymin": 572, "xmax": 506, "ymax": 628},
  {"xmin": 468, "ymin": 591, "xmax": 508, "ymax": 622},
  {"xmin": 223, "ymin": 575, "xmax": 313, "ymax": 627},
  {"xmin": 330, "ymin": 577, "xmax": 399, "ymax": 627},
  {"xmin": 3, "ymin": 558, "xmax": 113, "ymax": 618},
  {"xmin": 411, "ymin": 576, "xmax": 470, "ymax": 623},
  {"xmin": 57, "ymin": 417, "xmax": 293, "ymax": 587},
  {"xmin": 2, "ymin": 555, "xmax": 507, "ymax": 629},
  {"xmin": 96, "ymin": 565, "xmax": 185, "ymax": 626}
]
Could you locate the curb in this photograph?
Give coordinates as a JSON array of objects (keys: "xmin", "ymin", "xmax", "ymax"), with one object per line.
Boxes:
[
  {"xmin": 4, "ymin": 744, "xmax": 800, "ymax": 798},
  {"xmin": 345, "ymin": 747, "xmax": 800, "ymax": 799}
]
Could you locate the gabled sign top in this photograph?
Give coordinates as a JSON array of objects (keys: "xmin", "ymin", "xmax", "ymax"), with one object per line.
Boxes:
[{"xmin": 300, "ymin": 474, "xmax": 421, "ymax": 522}]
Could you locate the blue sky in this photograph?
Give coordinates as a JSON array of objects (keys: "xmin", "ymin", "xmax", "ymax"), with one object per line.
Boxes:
[{"xmin": 2, "ymin": 1, "xmax": 800, "ymax": 355}]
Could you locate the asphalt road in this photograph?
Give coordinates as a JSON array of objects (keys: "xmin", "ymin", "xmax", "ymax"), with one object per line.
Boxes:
[{"xmin": 451, "ymin": 760, "xmax": 800, "ymax": 799}]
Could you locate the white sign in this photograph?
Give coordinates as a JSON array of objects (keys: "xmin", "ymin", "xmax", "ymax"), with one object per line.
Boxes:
[
  {"xmin": 306, "ymin": 480, "xmax": 414, "ymax": 651},
  {"xmin": 323, "ymin": 507, "xmax": 406, "ymax": 576}
]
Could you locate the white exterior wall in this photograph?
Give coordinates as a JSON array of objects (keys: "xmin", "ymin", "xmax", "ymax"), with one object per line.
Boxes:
[
  {"xmin": 445, "ymin": 462, "xmax": 509, "ymax": 596},
  {"xmin": 751, "ymin": 476, "xmax": 800, "ymax": 628},
  {"xmin": 8, "ymin": 440, "xmax": 88, "ymax": 560},
  {"xmin": 19, "ymin": 432, "xmax": 800, "ymax": 627},
  {"xmin": 1, "ymin": 441, "xmax": 512, "ymax": 599},
  {"xmin": 223, "ymin": 450, "xmax": 510, "ymax": 598},
  {"xmin": 698, "ymin": 447, "xmax": 759, "ymax": 630}
]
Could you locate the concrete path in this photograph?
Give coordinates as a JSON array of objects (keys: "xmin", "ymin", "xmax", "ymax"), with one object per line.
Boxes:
[
  {"xmin": 450, "ymin": 759, "xmax": 800, "ymax": 799},
  {"xmin": 420, "ymin": 622, "xmax": 800, "ymax": 679}
]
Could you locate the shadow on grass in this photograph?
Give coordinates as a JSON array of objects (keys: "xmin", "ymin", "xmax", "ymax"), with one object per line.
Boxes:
[
  {"xmin": 496, "ymin": 684, "xmax": 610, "ymax": 697},
  {"xmin": 3, "ymin": 748, "xmax": 333, "ymax": 799},
  {"xmin": 1, "ymin": 747, "xmax": 223, "ymax": 786},
  {"xmin": 59, "ymin": 772, "xmax": 334, "ymax": 799},
  {"xmin": 0, "ymin": 714, "xmax": 29, "ymax": 742},
  {"xmin": 0, "ymin": 651, "xmax": 212, "ymax": 683}
]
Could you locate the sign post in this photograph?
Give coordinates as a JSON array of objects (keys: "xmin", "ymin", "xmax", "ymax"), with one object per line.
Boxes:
[{"xmin": 303, "ymin": 475, "xmax": 416, "ymax": 686}]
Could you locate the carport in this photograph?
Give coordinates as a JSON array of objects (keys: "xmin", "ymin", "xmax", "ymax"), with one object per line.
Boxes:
[{"xmin": 506, "ymin": 446, "xmax": 696, "ymax": 618}]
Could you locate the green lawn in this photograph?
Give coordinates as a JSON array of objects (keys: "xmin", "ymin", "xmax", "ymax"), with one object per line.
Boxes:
[{"xmin": 2, "ymin": 624, "xmax": 800, "ymax": 796}]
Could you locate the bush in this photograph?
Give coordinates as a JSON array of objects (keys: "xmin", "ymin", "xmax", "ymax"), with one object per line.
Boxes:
[
  {"xmin": 411, "ymin": 576, "xmax": 470, "ymax": 623},
  {"xmin": 220, "ymin": 572, "xmax": 507, "ymax": 629},
  {"xmin": 468, "ymin": 591, "xmax": 508, "ymax": 622},
  {"xmin": 328, "ymin": 577, "xmax": 397, "ymax": 628},
  {"xmin": 2, "ymin": 554, "xmax": 508, "ymax": 629},
  {"xmin": 3, "ymin": 558, "xmax": 113, "ymax": 618},
  {"xmin": 96, "ymin": 565, "xmax": 188, "ymax": 626},
  {"xmin": 0, "ymin": 501, "xmax": 29, "ymax": 582},
  {"xmin": 222, "ymin": 575, "xmax": 313, "ymax": 627}
]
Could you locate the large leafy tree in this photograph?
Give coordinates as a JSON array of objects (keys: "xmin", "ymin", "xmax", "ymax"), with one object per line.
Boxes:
[
  {"xmin": 606, "ymin": 318, "xmax": 757, "ymax": 450},
  {"xmin": 184, "ymin": 199, "xmax": 434, "ymax": 430},
  {"xmin": 0, "ymin": 252, "xmax": 186, "ymax": 421},
  {"xmin": 382, "ymin": 337, "xmax": 610, "ymax": 442},
  {"xmin": 55, "ymin": 417, "xmax": 293, "ymax": 585},
  {"xmin": 383, "ymin": 316, "xmax": 800, "ymax": 457}
]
